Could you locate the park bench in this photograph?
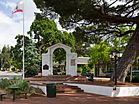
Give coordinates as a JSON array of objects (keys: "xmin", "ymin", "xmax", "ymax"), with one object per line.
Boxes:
[{"xmin": 0, "ymin": 93, "xmax": 7, "ymax": 101}]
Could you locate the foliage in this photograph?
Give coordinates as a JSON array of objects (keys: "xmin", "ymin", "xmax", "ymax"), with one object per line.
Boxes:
[
  {"xmin": 28, "ymin": 16, "xmax": 75, "ymax": 53},
  {"xmin": 82, "ymin": 64, "xmax": 92, "ymax": 72},
  {"xmin": 0, "ymin": 46, "xmax": 12, "ymax": 70},
  {"xmin": 14, "ymin": 79, "xmax": 29, "ymax": 92},
  {"xmin": 89, "ymin": 41, "xmax": 111, "ymax": 65},
  {"xmin": 73, "ymin": 27, "xmax": 93, "ymax": 56},
  {"xmin": 11, "ymin": 35, "xmax": 39, "ymax": 76},
  {"xmin": 0, "ymin": 78, "xmax": 30, "ymax": 93},
  {"xmin": 53, "ymin": 48, "xmax": 66, "ymax": 64},
  {"xmin": 78, "ymin": 63, "xmax": 94, "ymax": 75},
  {"xmin": 0, "ymin": 79, "xmax": 11, "ymax": 90},
  {"xmin": 25, "ymin": 68, "xmax": 38, "ymax": 77},
  {"xmin": 33, "ymin": 0, "xmax": 137, "ymax": 32},
  {"xmin": 106, "ymin": 26, "xmax": 133, "ymax": 51},
  {"xmin": 77, "ymin": 67, "xmax": 83, "ymax": 73}
]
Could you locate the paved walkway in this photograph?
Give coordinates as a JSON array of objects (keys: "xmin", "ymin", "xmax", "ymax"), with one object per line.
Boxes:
[{"xmin": 1, "ymin": 92, "xmax": 139, "ymax": 104}]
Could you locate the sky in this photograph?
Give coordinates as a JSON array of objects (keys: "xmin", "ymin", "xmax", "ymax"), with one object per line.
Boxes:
[{"xmin": 0, "ymin": 0, "xmax": 39, "ymax": 49}]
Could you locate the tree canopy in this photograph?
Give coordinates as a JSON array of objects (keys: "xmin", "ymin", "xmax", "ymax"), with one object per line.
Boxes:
[
  {"xmin": 28, "ymin": 15, "xmax": 75, "ymax": 53},
  {"xmin": 33, "ymin": 0, "xmax": 139, "ymax": 82},
  {"xmin": 89, "ymin": 42, "xmax": 111, "ymax": 65},
  {"xmin": 34, "ymin": 0, "xmax": 138, "ymax": 32}
]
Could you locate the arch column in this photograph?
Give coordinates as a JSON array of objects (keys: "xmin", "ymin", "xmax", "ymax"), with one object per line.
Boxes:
[
  {"xmin": 42, "ymin": 53, "xmax": 51, "ymax": 76},
  {"xmin": 66, "ymin": 53, "xmax": 77, "ymax": 76}
]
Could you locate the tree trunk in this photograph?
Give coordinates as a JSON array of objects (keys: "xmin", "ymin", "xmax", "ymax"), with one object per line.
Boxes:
[{"xmin": 113, "ymin": 25, "xmax": 139, "ymax": 82}]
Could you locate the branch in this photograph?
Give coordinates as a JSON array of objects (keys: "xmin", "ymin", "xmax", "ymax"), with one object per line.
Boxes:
[
  {"xmin": 116, "ymin": 0, "xmax": 135, "ymax": 11},
  {"xmin": 125, "ymin": 5, "xmax": 139, "ymax": 17},
  {"xmin": 108, "ymin": 0, "xmax": 117, "ymax": 7},
  {"xmin": 96, "ymin": 14, "xmax": 139, "ymax": 24},
  {"xmin": 82, "ymin": 26, "xmax": 134, "ymax": 38},
  {"xmin": 116, "ymin": 30, "xmax": 134, "ymax": 37}
]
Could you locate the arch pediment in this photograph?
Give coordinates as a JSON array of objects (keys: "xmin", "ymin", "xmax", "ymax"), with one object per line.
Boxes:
[
  {"xmin": 48, "ymin": 43, "xmax": 71, "ymax": 50},
  {"xmin": 48, "ymin": 43, "xmax": 71, "ymax": 54}
]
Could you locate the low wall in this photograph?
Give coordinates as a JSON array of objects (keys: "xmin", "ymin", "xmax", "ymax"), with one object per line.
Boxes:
[
  {"xmin": 29, "ymin": 81, "xmax": 139, "ymax": 97},
  {"xmin": 0, "ymin": 71, "xmax": 22, "ymax": 79},
  {"xmin": 64, "ymin": 83, "xmax": 139, "ymax": 97},
  {"xmin": 113, "ymin": 87, "xmax": 139, "ymax": 97},
  {"xmin": 64, "ymin": 83, "xmax": 113, "ymax": 96}
]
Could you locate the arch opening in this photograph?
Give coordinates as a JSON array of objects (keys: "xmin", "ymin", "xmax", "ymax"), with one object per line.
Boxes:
[{"xmin": 52, "ymin": 48, "xmax": 66, "ymax": 75}]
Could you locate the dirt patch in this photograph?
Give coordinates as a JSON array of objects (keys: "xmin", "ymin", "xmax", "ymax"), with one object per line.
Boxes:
[
  {"xmin": 67, "ymin": 77, "xmax": 139, "ymax": 87},
  {"xmin": 26, "ymin": 76, "xmax": 139, "ymax": 87}
]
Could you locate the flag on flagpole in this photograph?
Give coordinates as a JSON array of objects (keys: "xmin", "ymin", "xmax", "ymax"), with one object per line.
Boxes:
[
  {"xmin": 12, "ymin": 1, "xmax": 23, "ymax": 14},
  {"xmin": 12, "ymin": 0, "xmax": 25, "ymax": 79}
]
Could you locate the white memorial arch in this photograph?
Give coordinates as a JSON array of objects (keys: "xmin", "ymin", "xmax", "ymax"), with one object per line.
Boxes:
[{"xmin": 42, "ymin": 43, "xmax": 77, "ymax": 76}]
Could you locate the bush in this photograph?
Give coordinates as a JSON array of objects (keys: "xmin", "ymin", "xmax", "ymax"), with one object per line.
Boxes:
[
  {"xmin": 25, "ymin": 68, "xmax": 38, "ymax": 77},
  {"xmin": 0, "ymin": 79, "xmax": 30, "ymax": 93},
  {"xmin": 0, "ymin": 79, "xmax": 11, "ymax": 90},
  {"xmin": 77, "ymin": 67, "xmax": 82, "ymax": 73},
  {"xmin": 14, "ymin": 80, "xmax": 29, "ymax": 92}
]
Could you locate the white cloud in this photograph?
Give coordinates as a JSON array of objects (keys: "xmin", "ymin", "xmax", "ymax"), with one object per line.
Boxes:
[
  {"xmin": 0, "ymin": 0, "xmax": 40, "ymax": 49},
  {"xmin": 0, "ymin": 11, "xmax": 21, "ymax": 49},
  {"xmin": 5, "ymin": 1, "xmax": 16, "ymax": 10}
]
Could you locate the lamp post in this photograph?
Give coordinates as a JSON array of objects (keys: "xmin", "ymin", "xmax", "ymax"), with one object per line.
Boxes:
[{"xmin": 110, "ymin": 49, "xmax": 122, "ymax": 89}]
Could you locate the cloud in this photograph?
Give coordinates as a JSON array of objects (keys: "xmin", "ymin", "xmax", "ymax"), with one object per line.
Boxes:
[
  {"xmin": 0, "ymin": 11, "xmax": 21, "ymax": 49},
  {"xmin": 0, "ymin": 0, "xmax": 39, "ymax": 49},
  {"xmin": 5, "ymin": 1, "xmax": 16, "ymax": 10}
]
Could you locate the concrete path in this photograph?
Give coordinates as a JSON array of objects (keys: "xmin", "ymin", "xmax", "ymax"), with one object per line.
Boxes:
[{"xmin": 1, "ymin": 92, "xmax": 139, "ymax": 104}]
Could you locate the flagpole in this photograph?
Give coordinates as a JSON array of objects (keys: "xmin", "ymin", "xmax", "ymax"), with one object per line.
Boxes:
[{"xmin": 22, "ymin": 0, "xmax": 25, "ymax": 80}]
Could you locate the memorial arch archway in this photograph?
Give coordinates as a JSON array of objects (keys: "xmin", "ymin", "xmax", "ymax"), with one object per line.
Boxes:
[
  {"xmin": 53, "ymin": 48, "xmax": 66, "ymax": 75},
  {"xmin": 42, "ymin": 43, "xmax": 77, "ymax": 76}
]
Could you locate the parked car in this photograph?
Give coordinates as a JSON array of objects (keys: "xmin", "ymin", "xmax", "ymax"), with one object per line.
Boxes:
[
  {"xmin": 103, "ymin": 71, "xmax": 113, "ymax": 78},
  {"xmin": 132, "ymin": 70, "xmax": 139, "ymax": 76},
  {"xmin": 126, "ymin": 70, "xmax": 139, "ymax": 82}
]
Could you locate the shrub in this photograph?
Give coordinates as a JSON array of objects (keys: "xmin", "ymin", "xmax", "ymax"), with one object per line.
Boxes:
[
  {"xmin": 0, "ymin": 79, "xmax": 30, "ymax": 93},
  {"xmin": 0, "ymin": 79, "xmax": 11, "ymax": 90},
  {"xmin": 25, "ymin": 68, "xmax": 38, "ymax": 77},
  {"xmin": 14, "ymin": 80, "xmax": 29, "ymax": 92}
]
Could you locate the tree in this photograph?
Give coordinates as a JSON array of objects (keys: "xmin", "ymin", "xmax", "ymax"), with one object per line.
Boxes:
[
  {"xmin": 28, "ymin": 16, "xmax": 76, "ymax": 75},
  {"xmin": 11, "ymin": 35, "xmax": 39, "ymax": 77},
  {"xmin": 53, "ymin": 48, "xmax": 66, "ymax": 64},
  {"xmin": 28, "ymin": 15, "xmax": 75, "ymax": 53},
  {"xmin": 33, "ymin": 0, "xmax": 139, "ymax": 82},
  {"xmin": 89, "ymin": 41, "xmax": 111, "ymax": 75},
  {"xmin": 89, "ymin": 42, "xmax": 111, "ymax": 65},
  {"xmin": 73, "ymin": 27, "xmax": 96, "ymax": 56},
  {"xmin": 0, "ymin": 46, "xmax": 12, "ymax": 70}
]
